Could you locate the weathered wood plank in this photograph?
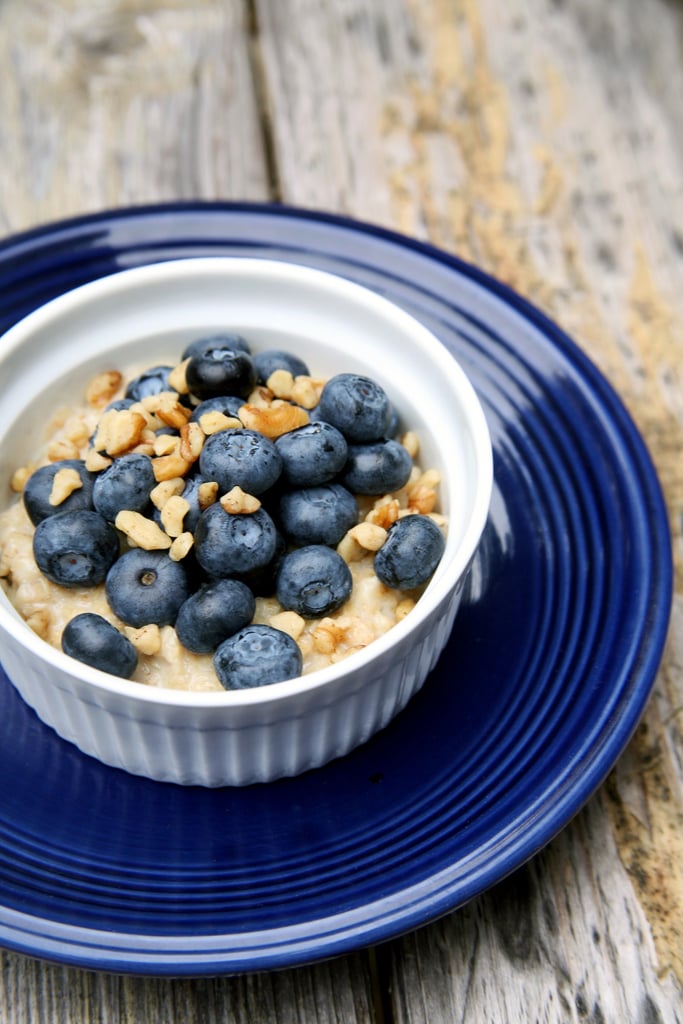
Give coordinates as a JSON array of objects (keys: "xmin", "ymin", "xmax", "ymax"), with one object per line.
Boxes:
[
  {"xmin": 0, "ymin": 950, "xmax": 376, "ymax": 1024},
  {"xmin": 0, "ymin": 3, "xmax": 378, "ymax": 1022},
  {"xmin": 0, "ymin": 0, "xmax": 270, "ymax": 236},
  {"xmin": 254, "ymin": 0, "xmax": 683, "ymax": 1020}
]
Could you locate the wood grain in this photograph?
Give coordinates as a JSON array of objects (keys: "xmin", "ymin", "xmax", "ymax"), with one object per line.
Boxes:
[
  {"xmin": 0, "ymin": 0, "xmax": 682, "ymax": 1020},
  {"xmin": 253, "ymin": 0, "xmax": 683, "ymax": 1018}
]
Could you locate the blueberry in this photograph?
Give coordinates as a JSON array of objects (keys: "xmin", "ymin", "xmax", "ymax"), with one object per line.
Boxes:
[
  {"xmin": 23, "ymin": 460, "xmax": 96, "ymax": 526},
  {"xmin": 92, "ymin": 454, "xmax": 155, "ymax": 523},
  {"xmin": 318, "ymin": 373, "xmax": 392, "ymax": 442},
  {"xmin": 189, "ymin": 395, "xmax": 244, "ymax": 424},
  {"xmin": 105, "ymin": 549, "xmax": 190, "ymax": 627},
  {"xmin": 194, "ymin": 503, "xmax": 278, "ymax": 577},
  {"xmin": 235, "ymin": 529, "xmax": 286, "ymax": 597},
  {"xmin": 341, "ymin": 439, "xmax": 413, "ymax": 495},
  {"xmin": 199, "ymin": 428, "xmax": 282, "ymax": 495},
  {"xmin": 253, "ymin": 348, "xmax": 310, "ymax": 383},
  {"xmin": 275, "ymin": 421, "xmax": 348, "ymax": 487},
  {"xmin": 33, "ymin": 510, "xmax": 119, "ymax": 588},
  {"xmin": 175, "ymin": 579, "xmax": 256, "ymax": 654},
  {"xmin": 182, "ymin": 333, "xmax": 251, "ymax": 360},
  {"xmin": 213, "ymin": 624, "xmax": 303, "ymax": 689},
  {"xmin": 276, "ymin": 544, "xmax": 352, "ymax": 618},
  {"xmin": 278, "ymin": 484, "xmax": 358, "ymax": 547},
  {"xmin": 374, "ymin": 515, "xmax": 445, "ymax": 590},
  {"xmin": 61, "ymin": 613, "xmax": 138, "ymax": 678},
  {"xmin": 125, "ymin": 365, "xmax": 175, "ymax": 402},
  {"xmin": 186, "ymin": 346, "xmax": 257, "ymax": 400}
]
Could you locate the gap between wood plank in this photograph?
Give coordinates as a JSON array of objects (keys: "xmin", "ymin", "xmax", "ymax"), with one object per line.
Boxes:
[
  {"xmin": 368, "ymin": 944, "xmax": 396, "ymax": 1024},
  {"xmin": 244, "ymin": 0, "xmax": 283, "ymax": 202}
]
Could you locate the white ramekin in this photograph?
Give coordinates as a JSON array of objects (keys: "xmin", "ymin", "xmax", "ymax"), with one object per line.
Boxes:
[{"xmin": 0, "ymin": 258, "xmax": 492, "ymax": 786}]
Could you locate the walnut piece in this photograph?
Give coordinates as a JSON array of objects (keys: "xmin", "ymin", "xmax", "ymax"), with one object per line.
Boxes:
[
  {"xmin": 219, "ymin": 486, "xmax": 261, "ymax": 514},
  {"xmin": 49, "ymin": 467, "xmax": 83, "ymax": 506},
  {"xmin": 238, "ymin": 401, "xmax": 309, "ymax": 439},
  {"xmin": 115, "ymin": 510, "xmax": 172, "ymax": 550},
  {"xmin": 86, "ymin": 370, "xmax": 123, "ymax": 408}
]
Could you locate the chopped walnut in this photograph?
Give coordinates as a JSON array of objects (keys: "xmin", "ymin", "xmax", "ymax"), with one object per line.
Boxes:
[
  {"xmin": 49, "ymin": 467, "xmax": 83, "ymax": 506},
  {"xmin": 348, "ymin": 522, "xmax": 388, "ymax": 551},
  {"xmin": 93, "ymin": 409, "xmax": 147, "ymax": 457},
  {"xmin": 47, "ymin": 438, "xmax": 80, "ymax": 462},
  {"xmin": 266, "ymin": 369, "xmax": 295, "ymax": 399},
  {"xmin": 199, "ymin": 411, "xmax": 241, "ymax": 435},
  {"xmin": 168, "ymin": 358, "xmax": 191, "ymax": 395},
  {"xmin": 153, "ymin": 434, "xmax": 179, "ymax": 457},
  {"xmin": 220, "ymin": 486, "xmax": 261, "ymax": 514},
  {"xmin": 291, "ymin": 376, "xmax": 325, "ymax": 409},
  {"xmin": 270, "ymin": 610, "xmax": 306, "ymax": 641},
  {"xmin": 365, "ymin": 498, "xmax": 400, "ymax": 530},
  {"xmin": 238, "ymin": 401, "xmax": 309, "ymax": 439},
  {"xmin": 407, "ymin": 484, "xmax": 437, "ymax": 514},
  {"xmin": 311, "ymin": 617, "xmax": 347, "ymax": 655},
  {"xmin": 10, "ymin": 465, "xmax": 35, "ymax": 492},
  {"xmin": 141, "ymin": 392, "xmax": 192, "ymax": 430},
  {"xmin": 179, "ymin": 421, "xmax": 204, "ymax": 462},
  {"xmin": 84, "ymin": 449, "xmax": 113, "ymax": 472},
  {"xmin": 86, "ymin": 370, "xmax": 123, "ymax": 409},
  {"xmin": 150, "ymin": 478, "xmax": 185, "ymax": 510},
  {"xmin": 197, "ymin": 481, "xmax": 219, "ymax": 510},
  {"xmin": 160, "ymin": 495, "xmax": 190, "ymax": 537},
  {"xmin": 152, "ymin": 452, "xmax": 193, "ymax": 482},
  {"xmin": 169, "ymin": 532, "xmax": 194, "ymax": 562},
  {"xmin": 115, "ymin": 511, "xmax": 172, "ymax": 550},
  {"xmin": 124, "ymin": 623, "xmax": 162, "ymax": 656},
  {"xmin": 401, "ymin": 430, "xmax": 419, "ymax": 458}
]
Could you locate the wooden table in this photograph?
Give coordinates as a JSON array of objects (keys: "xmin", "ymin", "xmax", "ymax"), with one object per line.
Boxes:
[{"xmin": 0, "ymin": 1, "xmax": 681, "ymax": 1020}]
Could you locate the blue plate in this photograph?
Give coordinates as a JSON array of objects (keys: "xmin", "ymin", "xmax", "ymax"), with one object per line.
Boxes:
[{"xmin": 0, "ymin": 204, "xmax": 672, "ymax": 975}]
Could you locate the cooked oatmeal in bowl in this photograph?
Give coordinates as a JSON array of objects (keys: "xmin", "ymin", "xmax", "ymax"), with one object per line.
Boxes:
[
  {"xmin": 0, "ymin": 258, "xmax": 492, "ymax": 785},
  {"xmin": 0, "ymin": 351, "xmax": 448, "ymax": 692}
]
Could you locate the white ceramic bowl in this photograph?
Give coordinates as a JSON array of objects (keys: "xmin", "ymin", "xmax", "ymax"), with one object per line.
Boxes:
[{"xmin": 0, "ymin": 258, "xmax": 492, "ymax": 786}]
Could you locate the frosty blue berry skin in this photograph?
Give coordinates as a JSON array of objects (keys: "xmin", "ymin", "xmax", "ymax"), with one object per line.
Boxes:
[
  {"xmin": 276, "ymin": 544, "xmax": 352, "ymax": 617},
  {"xmin": 33, "ymin": 510, "xmax": 119, "ymax": 588},
  {"xmin": 199, "ymin": 428, "xmax": 282, "ymax": 495},
  {"xmin": 194, "ymin": 503, "xmax": 279, "ymax": 577},
  {"xmin": 275, "ymin": 421, "xmax": 348, "ymax": 487},
  {"xmin": 125, "ymin": 365, "xmax": 175, "ymax": 402},
  {"xmin": 213, "ymin": 624, "xmax": 303, "ymax": 689},
  {"xmin": 374, "ymin": 515, "xmax": 445, "ymax": 590},
  {"xmin": 278, "ymin": 484, "xmax": 358, "ymax": 547},
  {"xmin": 92, "ymin": 453, "xmax": 155, "ymax": 523},
  {"xmin": 253, "ymin": 348, "xmax": 310, "ymax": 384},
  {"xmin": 23, "ymin": 460, "xmax": 96, "ymax": 526},
  {"xmin": 185, "ymin": 345, "xmax": 257, "ymax": 400},
  {"xmin": 182, "ymin": 333, "xmax": 251, "ymax": 361},
  {"xmin": 61, "ymin": 613, "xmax": 138, "ymax": 678},
  {"xmin": 341, "ymin": 439, "xmax": 413, "ymax": 495},
  {"xmin": 189, "ymin": 395, "xmax": 244, "ymax": 424},
  {"xmin": 318, "ymin": 373, "xmax": 392, "ymax": 442},
  {"xmin": 175, "ymin": 579, "xmax": 256, "ymax": 654},
  {"xmin": 105, "ymin": 549, "xmax": 191, "ymax": 628}
]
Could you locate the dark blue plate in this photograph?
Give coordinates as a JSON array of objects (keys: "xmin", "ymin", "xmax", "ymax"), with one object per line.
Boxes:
[{"xmin": 0, "ymin": 204, "xmax": 672, "ymax": 975}]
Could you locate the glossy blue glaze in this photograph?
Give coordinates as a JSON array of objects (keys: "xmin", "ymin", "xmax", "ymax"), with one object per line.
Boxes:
[{"xmin": 0, "ymin": 204, "xmax": 672, "ymax": 974}]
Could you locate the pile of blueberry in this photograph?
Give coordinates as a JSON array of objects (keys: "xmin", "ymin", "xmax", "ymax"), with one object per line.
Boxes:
[{"xmin": 23, "ymin": 334, "xmax": 445, "ymax": 688}]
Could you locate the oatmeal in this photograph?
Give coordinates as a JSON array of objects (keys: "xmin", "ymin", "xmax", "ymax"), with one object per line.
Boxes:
[{"xmin": 0, "ymin": 339, "xmax": 446, "ymax": 691}]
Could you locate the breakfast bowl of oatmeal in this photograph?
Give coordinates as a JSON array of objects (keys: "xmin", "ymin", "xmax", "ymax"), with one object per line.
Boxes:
[{"xmin": 0, "ymin": 257, "xmax": 492, "ymax": 786}]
